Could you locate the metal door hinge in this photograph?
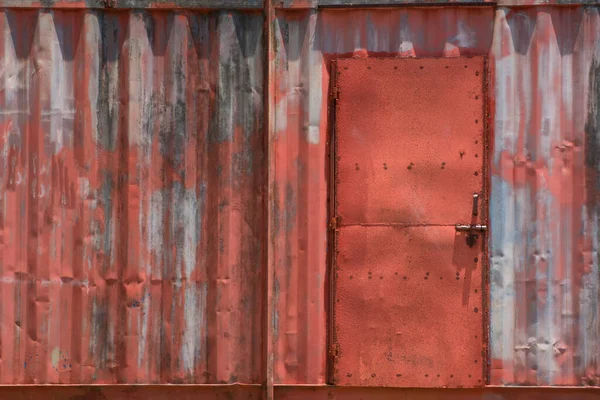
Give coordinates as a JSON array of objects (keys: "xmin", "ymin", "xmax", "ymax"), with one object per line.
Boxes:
[
  {"xmin": 332, "ymin": 86, "xmax": 340, "ymax": 100},
  {"xmin": 329, "ymin": 217, "xmax": 340, "ymax": 231}
]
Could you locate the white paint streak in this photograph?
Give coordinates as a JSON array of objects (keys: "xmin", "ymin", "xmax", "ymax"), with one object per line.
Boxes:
[
  {"xmin": 138, "ymin": 289, "xmax": 150, "ymax": 373},
  {"xmin": 86, "ymin": 12, "xmax": 100, "ymax": 146},
  {"xmin": 455, "ymin": 20, "xmax": 476, "ymax": 48},
  {"xmin": 307, "ymin": 12, "xmax": 321, "ymax": 145},
  {"xmin": 181, "ymin": 283, "xmax": 207, "ymax": 375},
  {"xmin": 490, "ymin": 13, "xmax": 518, "ymax": 379},
  {"xmin": 126, "ymin": 12, "xmax": 148, "ymax": 148},
  {"xmin": 149, "ymin": 190, "xmax": 164, "ymax": 279},
  {"xmin": 182, "ymin": 190, "xmax": 198, "ymax": 279}
]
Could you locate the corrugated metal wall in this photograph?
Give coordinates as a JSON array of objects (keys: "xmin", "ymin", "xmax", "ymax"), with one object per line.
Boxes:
[
  {"xmin": 0, "ymin": 9, "xmax": 264, "ymax": 383},
  {"xmin": 272, "ymin": 6, "xmax": 600, "ymax": 386},
  {"xmin": 272, "ymin": 7, "xmax": 494, "ymax": 384},
  {"xmin": 490, "ymin": 7, "xmax": 600, "ymax": 386},
  {"xmin": 0, "ymin": 0, "xmax": 598, "ymax": 391}
]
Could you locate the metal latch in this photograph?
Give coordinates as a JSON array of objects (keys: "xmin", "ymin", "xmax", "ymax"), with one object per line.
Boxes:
[
  {"xmin": 455, "ymin": 224, "xmax": 487, "ymax": 247},
  {"xmin": 455, "ymin": 224, "xmax": 487, "ymax": 232},
  {"xmin": 455, "ymin": 193, "xmax": 487, "ymax": 247}
]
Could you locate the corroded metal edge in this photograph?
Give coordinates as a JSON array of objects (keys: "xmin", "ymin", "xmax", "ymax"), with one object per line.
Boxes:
[
  {"xmin": 0, "ymin": 384, "xmax": 598, "ymax": 399},
  {"xmin": 4, "ymin": 0, "xmax": 600, "ymax": 10}
]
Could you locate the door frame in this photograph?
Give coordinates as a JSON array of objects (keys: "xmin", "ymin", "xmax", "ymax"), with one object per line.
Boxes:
[{"xmin": 325, "ymin": 56, "xmax": 493, "ymax": 386}]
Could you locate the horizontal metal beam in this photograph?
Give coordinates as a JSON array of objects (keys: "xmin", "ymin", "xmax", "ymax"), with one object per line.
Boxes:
[
  {"xmin": 0, "ymin": 0, "xmax": 264, "ymax": 9},
  {"xmin": 114, "ymin": 0, "xmax": 263, "ymax": 8},
  {"xmin": 0, "ymin": 385, "xmax": 598, "ymax": 399},
  {"xmin": 497, "ymin": 0, "xmax": 599, "ymax": 4},
  {"xmin": 0, "ymin": 0, "xmax": 597, "ymax": 8},
  {"xmin": 306, "ymin": 0, "xmax": 493, "ymax": 6}
]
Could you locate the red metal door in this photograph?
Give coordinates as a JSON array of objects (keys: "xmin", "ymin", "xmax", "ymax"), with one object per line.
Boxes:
[{"xmin": 331, "ymin": 57, "xmax": 487, "ymax": 388}]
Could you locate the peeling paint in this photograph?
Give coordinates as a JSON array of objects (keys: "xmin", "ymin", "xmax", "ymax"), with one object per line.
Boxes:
[{"xmin": 0, "ymin": 9, "xmax": 263, "ymax": 384}]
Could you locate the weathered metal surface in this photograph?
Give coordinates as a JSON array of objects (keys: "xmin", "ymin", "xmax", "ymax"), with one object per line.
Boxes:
[
  {"xmin": 265, "ymin": 0, "xmax": 276, "ymax": 397},
  {"xmin": 0, "ymin": 0, "xmax": 264, "ymax": 9},
  {"xmin": 315, "ymin": 0, "xmax": 494, "ymax": 6},
  {"xmin": 113, "ymin": 0, "xmax": 264, "ymax": 9},
  {"xmin": 498, "ymin": 0, "xmax": 599, "ymax": 6},
  {"xmin": 0, "ymin": 385, "xmax": 263, "ymax": 399},
  {"xmin": 0, "ymin": 385, "xmax": 596, "ymax": 399},
  {"xmin": 0, "ymin": 1, "xmax": 597, "ymax": 394},
  {"xmin": 334, "ymin": 59, "xmax": 485, "ymax": 227},
  {"xmin": 274, "ymin": 0, "xmax": 494, "ymax": 9},
  {"xmin": 0, "ymin": 9, "xmax": 264, "ymax": 383},
  {"xmin": 332, "ymin": 57, "xmax": 486, "ymax": 387},
  {"xmin": 3, "ymin": 0, "xmax": 600, "ymax": 9},
  {"xmin": 272, "ymin": 7, "xmax": 494, "ymax": 384},
  {"xmin": 490, "ymin": 7, "xmax": 600, "ymax": 386},
  {"xmin": 0, "ymin": 1, "xmax": 106, "ymax": 8},
  {"xmin": 275, "ymin": 386, "xmax": 600, "ymax": 399},
  {"xmin": 273, "ymin": 5, "xmax": 600, "ymax": 387}
]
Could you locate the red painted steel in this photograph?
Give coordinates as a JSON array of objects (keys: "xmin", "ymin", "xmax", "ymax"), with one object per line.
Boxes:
[
  {"xmin": 0, "ymin": 9, "xmax": 264, "ymax": 384},
  {"xmin": 332, "ymin": 57, "xmax": 486, "ymax": 387},
  {"xmin": 275, "ymin": 386, "xmax": 600, "ymax": 399},
  {"xmin": 0, "ymin": 385, "xmax": 596, "ymax": 399},
  {"xmin": 0, "ymin": 385, "xmax": 263, "ymax": 399},
  {"xmin": 0, "ymin": 0, "xmax": 265, "ymax": 8},
  {"xmin": 272, "ymin": 8, "xmax": 493, "ymax": 384},
  {"xmin": 0, "ymin": 1, "xmax": 597, "ymax": 395},
  {"xmin": 490, "ymin": 8, "xmax": 600, "ymax": 386},
  {"xmin": 334, "ymin": 58, "xmax": 485, "ymax": 227},
  {"xmin": 273, "ymin": 6, "xmax": 600, "ymax": 387}
]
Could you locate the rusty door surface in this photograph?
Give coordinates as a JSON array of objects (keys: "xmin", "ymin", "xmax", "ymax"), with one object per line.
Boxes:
[{"xmin": 331, "ymin": 57, "xmax": 488, "ymax": 388}]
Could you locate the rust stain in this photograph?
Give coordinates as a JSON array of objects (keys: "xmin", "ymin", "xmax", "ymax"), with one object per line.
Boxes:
[
  {"xmin": 0, "ymin": 1, "xmax": 598, "ymax": 392},
  {"xmin": 272, "ymin": 7, "xmax": 494, "ymax": 385}
]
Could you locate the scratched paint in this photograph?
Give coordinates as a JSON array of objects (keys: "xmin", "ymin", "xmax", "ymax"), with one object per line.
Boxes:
[
  {"xmin": 0, "ymin": 1, "xmax": 599, "ymax": 392},
  {"xmin": 490, "ymin": 7, "xmax": 600, "ymax": 385},
  {"xmin": 272, "ymin": 7, "xmax": 494, "ymax": 384},
  {"xmin": 0, "ymin": 9, "xmax": 264, "ymax": 383},
  {"xmin": 273, "ymin": 5, "xmax": 600, "ymax": 387}
]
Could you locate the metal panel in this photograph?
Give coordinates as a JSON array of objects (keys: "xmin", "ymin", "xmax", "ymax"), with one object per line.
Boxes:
[
  {"xmin": 334, "ymin": 225, "xmax": 485, "ymax": 386},
  {"xmin": 0, "ymin": 9, "xmax": 264, "ymax": 384},
  {"xmin": 113, "ymin": 0, "xmax": 264, "ymax": 9},
  {"xmin": 272, "ymin": 7, "xmax": 494, "ymax": 384},
  {"xmin": 0, "ymin": 0, "xmax": 264, "ymax": 9},
  {"xmin": 0, "ymin": 1, "xmax": 106, "ymax": 7},
  {"xmin": 274, "ymin": 0, "xmax": 494, "ymax": 9},
  {"xmin": 334, "ymin": 59, "xmax": 485, "ymax": 227},
  {"xmin": 490, "ymin": 7, "xmax": 600, "ymax": 386},
  {"xmin": 498, "ymin": 0, "xmax": 599, "ymax": 6},
  {"xmin": 0, "ymin": 385, "xmax": 263, "ymax": 399},
  {"xmin": 0, "ymin": 385, "xmax": 597, "ymax": 399},
  {"xmin": 331, "ymin": 57, "xmax": 485, "ymax": 387},
  {"xmin": 0, "ymin": 2, "xmax": 597, "ymax": 393},
  {"xmin": 275, "ymin": 386, "xmax": 600, "ymax": 399},
  {"xmin": 315, "ymin": 0, "xmax": 494, "ymax": 6},
  {"xmin": 3, "ymin": 0, "xmax": 600, "ymax": 9},
  {"xmin": 273, "ymin": 6, "xmax": 600, "ymax": 387}
]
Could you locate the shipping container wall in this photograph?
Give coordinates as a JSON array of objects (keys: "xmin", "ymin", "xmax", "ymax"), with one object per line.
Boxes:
[
  {"xmin": 0, "ymin": 2, "xmax": 599, "ymax": 391},
  {"xmin": 272, "ymin": 8, "xmax": 494, "ymax": 384},
  {"xmin": 272, "ymin": 5, "xmax": 600, "ymax": 386},
  {"xmin": 490, "ymin": 7, "xmax": 600, "ymax": 386},
  {"xmin": 0, "ymin": 9, "xmax": 264, "ymax": 384}
]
